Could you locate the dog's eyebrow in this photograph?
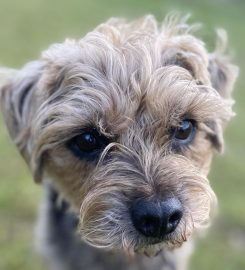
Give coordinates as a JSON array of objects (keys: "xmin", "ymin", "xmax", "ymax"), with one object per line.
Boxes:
[{"xmin": 146, "ymin": 89, "xmax": 230, "ymax": 129}]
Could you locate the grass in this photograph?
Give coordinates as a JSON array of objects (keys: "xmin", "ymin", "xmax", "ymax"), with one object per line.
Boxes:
[{"xmin": 0, "ymin": 0, "xmax": 245, "ymax": 269}]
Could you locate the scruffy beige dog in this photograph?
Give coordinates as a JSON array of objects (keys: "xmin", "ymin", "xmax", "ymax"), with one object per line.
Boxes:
[{"xmin": 0, "ymin": 14, "xmax": 238, "ymax": 270}]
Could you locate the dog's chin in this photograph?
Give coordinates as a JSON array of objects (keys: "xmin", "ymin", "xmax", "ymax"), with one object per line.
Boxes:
[
  {"xmin": 133, "ymin": 237, "xmax": 185, "ymax": 257},
  {"xmin": 135, "ymin": 243, "xmax": 164, "ymax": 257}
]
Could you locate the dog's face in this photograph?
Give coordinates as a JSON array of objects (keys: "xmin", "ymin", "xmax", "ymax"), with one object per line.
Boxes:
[{"xmin": 0, "ymin": 16, "xmax": 238, "ymax": 256}]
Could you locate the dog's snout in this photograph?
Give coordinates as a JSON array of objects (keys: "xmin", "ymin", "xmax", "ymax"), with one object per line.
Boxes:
[{"xmin": 131, "ymin": 198, "xmax": 183, "ymax": 238}]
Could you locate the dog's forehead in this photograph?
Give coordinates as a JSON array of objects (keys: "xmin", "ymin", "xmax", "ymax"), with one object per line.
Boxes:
[
  {"xmin": 39, "ymin": 24, "xmax": 229, "ymax": 138},
  {"xmin": 39, "ymin": 58, "xmax": 225, "ymax": 140},
  {"xmin": 44, "ymin": 67, "xmax": 220, "ymax": 138}
]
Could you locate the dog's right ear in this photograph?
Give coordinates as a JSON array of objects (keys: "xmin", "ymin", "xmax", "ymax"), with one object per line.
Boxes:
[{"xmin": 0, "ymin": 61, "xmax": 45, "ymax": 182}]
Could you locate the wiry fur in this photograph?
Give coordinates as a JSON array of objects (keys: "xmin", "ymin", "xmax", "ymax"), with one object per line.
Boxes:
[{"xmin": 0, "ymin": 14, "xmax": 238, "ymax": 270}]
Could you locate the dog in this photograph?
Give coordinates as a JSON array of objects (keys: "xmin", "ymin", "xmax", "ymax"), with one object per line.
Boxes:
[{"xmin": 0, "ymin": 14, "xmax": 238, "ymax": 270}]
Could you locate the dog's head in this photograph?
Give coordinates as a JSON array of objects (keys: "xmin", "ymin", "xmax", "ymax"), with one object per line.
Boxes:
[{"xmin": 0, "ymin": 15, "xmax": 238, "ymax": 256}]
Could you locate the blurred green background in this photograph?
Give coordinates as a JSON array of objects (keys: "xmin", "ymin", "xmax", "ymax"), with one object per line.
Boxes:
[{"xmin": 0, "ymin": 0, "xmax": 244, "ymax": 269}]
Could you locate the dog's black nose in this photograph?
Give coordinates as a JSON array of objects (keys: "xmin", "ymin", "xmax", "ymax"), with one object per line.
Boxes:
[{"xmin": 131, "ymin": 197, "xmax": 183, "ymax": 238}]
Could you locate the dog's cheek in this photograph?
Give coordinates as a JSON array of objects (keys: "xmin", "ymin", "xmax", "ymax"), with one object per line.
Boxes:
[
  {"xmin": 43, "ymin": 147, "xmax": 94, "ymax": 208},
  {"xmin": 185, "ymin": 132, "xmax": 214, "ymax": 176}
]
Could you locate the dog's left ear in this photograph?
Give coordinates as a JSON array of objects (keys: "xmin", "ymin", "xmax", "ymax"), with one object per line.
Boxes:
[
  {"xmin": 208, "ymin": 30, "xmax": 239, "ymax": 99},
  {"xmin": 207, "ymin": 34, "xmax": 239, "ymax": 152},
  {"xmin": 0, "ymin": 61, "xmax": 45, "ymax": 183},
  {"xmin": 208, "ymin": 54, "xmax": 239, "ymax": 100}
]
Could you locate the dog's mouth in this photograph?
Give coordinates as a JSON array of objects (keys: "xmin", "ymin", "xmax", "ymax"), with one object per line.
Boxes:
[{"xmin": 133, "ymin": 234, "xmax": 185, "ymax": 257}]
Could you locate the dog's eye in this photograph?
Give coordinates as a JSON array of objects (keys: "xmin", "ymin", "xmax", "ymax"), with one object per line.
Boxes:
[
  {"xmin": 68, "ymin": 129, "xmax": 110, "ymax": 159},
  {"xmin": 74, "ymin": 132, "xmax": 99, "ymax": 152},
  {"xmin": 172, "ymin": 119, "xmax": 196, "ymax": 144}
]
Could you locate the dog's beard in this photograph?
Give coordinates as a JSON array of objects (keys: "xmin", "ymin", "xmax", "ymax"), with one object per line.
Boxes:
[{"xmin": 79, "ymin": 195, "xmax": 200, "ymax": 257}]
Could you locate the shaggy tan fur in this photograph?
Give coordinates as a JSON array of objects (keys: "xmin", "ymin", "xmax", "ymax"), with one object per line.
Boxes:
[{"xmin": 0, "ymin": 14, "xmax": 238, "ymax": 270}]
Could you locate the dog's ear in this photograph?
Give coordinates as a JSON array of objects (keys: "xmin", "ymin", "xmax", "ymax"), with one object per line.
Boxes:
[
  {"xmin": 208, "ymin": 30, "xmax": 239, "ymax": 99},
  {"xmin": 206, "ymin": 32, "xmax": 239, "ymax": 153},
  {"xmin": 208, "ymin": 55, "xmax": 238, "ymax": 100},
  {"xmin": 0, "ymin": 61, "xmax": 45, "ymax": 183},
  {"xmin": 207, "ymin": 55, "xmax": 237, "ymax": 152}
]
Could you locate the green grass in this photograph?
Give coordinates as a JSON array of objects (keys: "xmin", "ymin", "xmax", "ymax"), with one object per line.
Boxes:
[{"xmin": 0, "ymin": 0, "xmax": 245, "ymax": 269}]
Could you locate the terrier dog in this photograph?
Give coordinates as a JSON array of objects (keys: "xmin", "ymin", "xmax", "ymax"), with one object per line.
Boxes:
[{"xmin": 0, "ymin": 15, "xmax": 238, "ymax": 270}]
